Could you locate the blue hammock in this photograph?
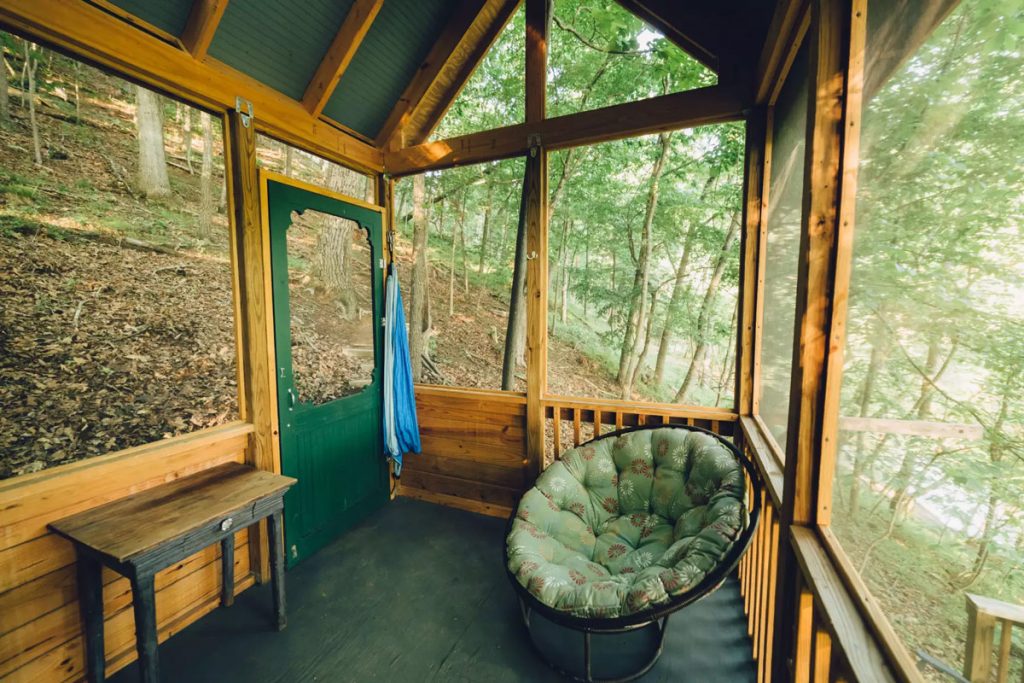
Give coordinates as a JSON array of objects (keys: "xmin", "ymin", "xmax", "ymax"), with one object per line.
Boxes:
[{"xmin": 383, "ymin": 263, "xmax": 420, "ymax": 475}]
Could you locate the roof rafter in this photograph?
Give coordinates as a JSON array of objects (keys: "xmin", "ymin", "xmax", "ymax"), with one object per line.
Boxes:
[
  {"xmin": 0, "ymin": 0, "xmax": 383, "ymax": 172},
  {"xmin": 302, "ymin": 0, "xmax": 384, "ymax": 118},
  {"xmin": 181, "ymin": 0, "xmax": 229, "ymax": 60},
  {"xmin": 385, "ymin": 83, "xmax": 749, "ymax": 176},
  {"xmin": 613, "ymin": 0, "xmax": 720, "ymax": 71},
  {"xmin": 376, "ymin": 0, "xmax": 521, "ymax": 149}
]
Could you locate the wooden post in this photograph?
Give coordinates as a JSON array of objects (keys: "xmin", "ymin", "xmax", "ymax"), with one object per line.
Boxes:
[
  {"xmin": 227, "ymin": 109, "xmax": 279, "ymax": 583},
  {"xmin": 736, "ymin": 108, "xmax": 767, "ymax": 417},
  {"xmin": 964, "ymin": 597, "xmax": 996, "ymax": 682},
  {"xmin": 524, "ymin": 0, "xmax": 549, "ymax": 481},
  {"xmin": 773, "ymin": 0, "xmax": 849, "ymax": 679},
  {"xmin": 524, "ymin": 147, "xmax": 548, "ymax": 480}
]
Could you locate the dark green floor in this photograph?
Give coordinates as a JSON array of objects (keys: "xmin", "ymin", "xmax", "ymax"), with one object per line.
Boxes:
[{"xmin": 111, "ymin": 498, "xmax": 755, "ymax": 683}]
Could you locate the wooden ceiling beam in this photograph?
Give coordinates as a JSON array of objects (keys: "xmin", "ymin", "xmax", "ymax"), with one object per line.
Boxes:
[
  {"xmin": 385, "ymin": 83, "xmax": 749, "ymax": 176},
  {"xmin": 302, "ymin": 0, "xmax": 383, "ymax": 118},
  {"xmin": 0, "ymin": 0, "xmax": 384, "ymax": 172},
  {"xmin": 754, "ymin": 0, "xmax": 811, "ymax": 104},
  {"xmin": 180, "ymin": 0, "xmax": 229, "ymax": 60},
  {"xmin": 378, "ymin": 0, "xmax": 521, "ymax": 149}
]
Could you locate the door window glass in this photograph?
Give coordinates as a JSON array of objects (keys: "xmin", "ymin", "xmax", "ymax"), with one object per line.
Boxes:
[{"xmin": 286, "ymin": 210, "xmax": 375, "ymax": 404}]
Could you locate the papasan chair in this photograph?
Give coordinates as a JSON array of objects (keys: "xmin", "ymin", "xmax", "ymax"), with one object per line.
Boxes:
[{"xmin": 505, "ymin": 424, "xmax": 761, "ymax": 682}]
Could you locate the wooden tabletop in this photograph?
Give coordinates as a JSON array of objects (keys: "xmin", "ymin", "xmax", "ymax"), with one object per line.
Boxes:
[{"xmin": 49, "ymin": 463, "xmax": 296, "ymax": 563}]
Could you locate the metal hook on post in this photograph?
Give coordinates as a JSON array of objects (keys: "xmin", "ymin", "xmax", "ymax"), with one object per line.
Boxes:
[{"xmin": 235, "ymin": 97, "xmax": 253, "ymax": 128}]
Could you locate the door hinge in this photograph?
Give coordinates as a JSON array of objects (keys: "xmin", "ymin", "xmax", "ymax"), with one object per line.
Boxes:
[{"xmin": 235, "ymin": 96, "xmax": 253, "ymax": 128}]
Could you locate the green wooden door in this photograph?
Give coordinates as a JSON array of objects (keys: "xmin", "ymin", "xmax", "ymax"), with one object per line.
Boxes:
[{"xmin": 265, "ymin": 176, "xmax": 388, "ymax": 566}]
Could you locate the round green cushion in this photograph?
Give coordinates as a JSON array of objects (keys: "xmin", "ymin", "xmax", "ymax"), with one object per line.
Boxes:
[{"xmin": 506, "ymin": 428, "xmax": 746, "ymax": 619}]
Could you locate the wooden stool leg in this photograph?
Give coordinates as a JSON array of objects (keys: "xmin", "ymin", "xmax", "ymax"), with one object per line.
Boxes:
[
  {"xmin": 76, "ymin": 551, "xmax": 106, "ymax": 683},
  {"xmin": 267, "ymin": 510, "xmax": 287, "ymax": 630},
  {"xmin": 221, "ymin": 536, "xmax": 235, "ymax": 607},
  {"xmin": 130, "ymin": 572, "xmax": 160, "ymax": 683}
]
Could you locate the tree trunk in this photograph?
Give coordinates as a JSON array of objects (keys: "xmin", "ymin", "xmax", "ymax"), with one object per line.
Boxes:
[
  {"xmin": 619, "ymin": 132, "xmax": 671, "ymax": 396},
  {"xmin": 674, "ymin": 212, "xmax": 740, "ymax": 403},
  {"xmin": 583, "ymin": 232, "xmax": 590, "ymax": 316},
  {"xmin": 458, "ymin": 194, "xmax": 469, "ymax": 294},
  {"xmin": 561, "ymin": 242, "xmax": 574, "ymax": 325},
  {"xmin": 25, "ymin": 44, "xmax": 42, "ymax": 166},
  {"xmin": 502, "ymin": 164, "xmax": 531, "ymax": 390},
  {"xmin": 284, "ymin": 144, "xmax": 293, "ymax": 176},
  {"xmin": 0, "ymin": 43, "xmax": 10, "ymax": 128},
  {"xmin": 847, "ymin": 314, "xmax": 891, "ymax": 515},
  {"xmin": 888, "ymin": 337, "xmax": 942, "ymax": 515},
  {"xmin": 199, "ymin": 111, "xmax": 214, "ymax": 238},
  {"xmin": 654, "ymin": 230, "xmax": 696, "ymax": 386},
  {"xmin": 182, "ymin": 106, "xmax": 194, "ymax": 174},
  {"xmin": 627, "ymin": 290, "xmax": 660, "ymax": 393},
  {"xmin": 448, "ymin": 204, "xmax": 458, "ymax": 316},
  {"xmin": 134, "ymin": 85, "xmax": 170, "ymax": 197},
  {"xmin": 320, "ymin": 164, "xmax": 357, "ymax": 318},
  {"xmin": 477, "ymin": 183, "xmax": 493, "ymax": 275},
  {"xmin": 409, "ymin": 174, "xmax": 429, "ymax": 382},
  {"xmin": 966, "ymin": 388, "xmax": 1012, "ymax": 583},
  {"xmin": 73, "ymin": 62, "xmax": 80, "ymax": 125}
]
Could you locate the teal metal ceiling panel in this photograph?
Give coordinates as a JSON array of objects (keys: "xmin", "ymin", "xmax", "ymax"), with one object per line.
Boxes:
[
  {"xmin": 207, "ymin": 0, "xmax": 358, "ymax": 101},
  {"xmin": 103, "ymin": 0, "xmax": 193, "ymax": 36},
  {"xmin": 322, "ymin": 0, "xmax": 458, "ymax": 139}
]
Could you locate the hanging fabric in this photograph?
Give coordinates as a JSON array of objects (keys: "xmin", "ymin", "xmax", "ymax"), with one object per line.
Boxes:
[{"xmin": 383, "ymin": 260, "xmax": 420, "ymax": 476}]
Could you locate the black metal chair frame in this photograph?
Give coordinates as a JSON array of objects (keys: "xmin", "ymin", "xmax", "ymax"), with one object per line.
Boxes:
[{"xmin": 504, "ymin": 423, "xmax": 763, "ymax": 683}]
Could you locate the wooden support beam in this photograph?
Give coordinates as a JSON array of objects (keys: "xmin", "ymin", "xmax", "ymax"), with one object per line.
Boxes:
[
  {"xmin": 771, "ymin": 1, "xmax": 847, "ymax": 679},
  {"xmin": 524, "ymin": 148, "xmax": 547, "ymax": 480},
  {"xmin": 614, "ymin": 0, "xmax": 719, "ymax": 71},
  {"xmin": 523, "ymin": 0, "xmax": 548, "ymax": 482},
  {"xmin": 376, "ymin": 0, "xmax": 495, "ymax": 147},
  {"xmin": 180, "ymin": 0, "xmax": 229, "ymax": 60},
  {"xmin": 0, "ymin": 0, "xmax": 383, "ymax": 173},
  {"xmin": 226, "ymin": 111, "xmax": 279, "ymax": 582},
  {"xmin": 302, "ymin": 0, "xmax": 383, "ymax": 118},
  {"xmin": 736, "ymin": 108, "xmax": 767, "ymax": 416},
  {"xmin": 755, "ymin": 0, "xmax": 810, "ymax": 105},
  {"xmin": 385, "ymin": 83, "xmax": 748, "ymax": 175},
  {"xmin": 525, "ymin": 0, "xmax": 550, "ymax": 123}
]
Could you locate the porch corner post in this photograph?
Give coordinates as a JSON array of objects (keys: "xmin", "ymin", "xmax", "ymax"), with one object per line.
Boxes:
[
  {"xmin": 771, "ymin": 0, "xmax": 850, "ymax": 679},
  {"xmin": 524, "ymin": 0, "xmax": 550, "ymax": 481},
  {"xmin": 735, "ymin": 107, "xmax": 768, "ymax": 419},
  {"xmin": 227, "ymin": 109, "xmax": 279, "ymax": 582}
]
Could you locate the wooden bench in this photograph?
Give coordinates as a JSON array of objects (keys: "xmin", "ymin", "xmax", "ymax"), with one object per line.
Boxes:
[{"xmin": 49, "ymin": 463, "xmax": 297, "ymax": 683}]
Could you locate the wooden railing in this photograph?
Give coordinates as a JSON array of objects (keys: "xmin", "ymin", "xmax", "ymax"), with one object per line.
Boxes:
[
  {"xmin": 964, "ymin": 594, "xmax": 1024, "ymax": 683},
  {"xmin": 542, "ymin": 394, "xmax": 737, "ymax": 462},
  {"xmin": 738, "ymin": 417, "xmax": 785, "ymax": 683}
]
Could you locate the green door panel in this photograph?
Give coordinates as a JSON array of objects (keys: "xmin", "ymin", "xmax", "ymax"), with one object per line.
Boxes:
[{"xmin": 265, "ymin": 177, "xmax": 388, "ymax": 566}]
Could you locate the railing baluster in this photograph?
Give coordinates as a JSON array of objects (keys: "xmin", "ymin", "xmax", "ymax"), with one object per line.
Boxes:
[
  {"xmin": 573, "ymin": 407, "xmax": 581, "ymax": 446},
  {"xmin": 593, "ymin": 407, "xmax": 601, "ymax": 437},
  {"xmin": 998, "ymin": 619, "xmax": 1012, "ymax": 683},
  {"xmin": 552, "ymin": 407, "xmax": 562, "ymax": 460},
  {"xmin": 813, "ymin": 626, "xmax": 833, "ymax": 682},
  {"xmin": 615, "ymin": 411, "xmax": 623, "ymax": 431}
]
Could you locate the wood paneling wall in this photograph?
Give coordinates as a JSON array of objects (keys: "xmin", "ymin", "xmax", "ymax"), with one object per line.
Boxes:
[
  {"xmin": 398, "ymin": 386, "xmax": 528, "ymax": 518},
  {"xmin": 0, "ymin": 423, "xmax": 256, "ymax": 682}
]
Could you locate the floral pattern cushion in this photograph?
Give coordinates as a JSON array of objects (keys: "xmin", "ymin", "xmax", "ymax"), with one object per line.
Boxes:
[{"xmin": 507, "ymin": 428, "xmax": 745, "ymax": 619}]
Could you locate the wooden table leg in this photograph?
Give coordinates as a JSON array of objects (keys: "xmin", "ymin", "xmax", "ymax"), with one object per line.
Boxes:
[
  {"xmin": 221, "ymin": 536, "xmax": 235, "ymax": 607},
  {"xmin": 76, "ymin": 550, "xmax": 106, "ymax": 683},
  {"xmin": 267, "ymin": 509, "xmax": 287, "ymax": 631},
  {"xmin": 130, "ymin": 572, "xmax": 160, "ymax": 683}
]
